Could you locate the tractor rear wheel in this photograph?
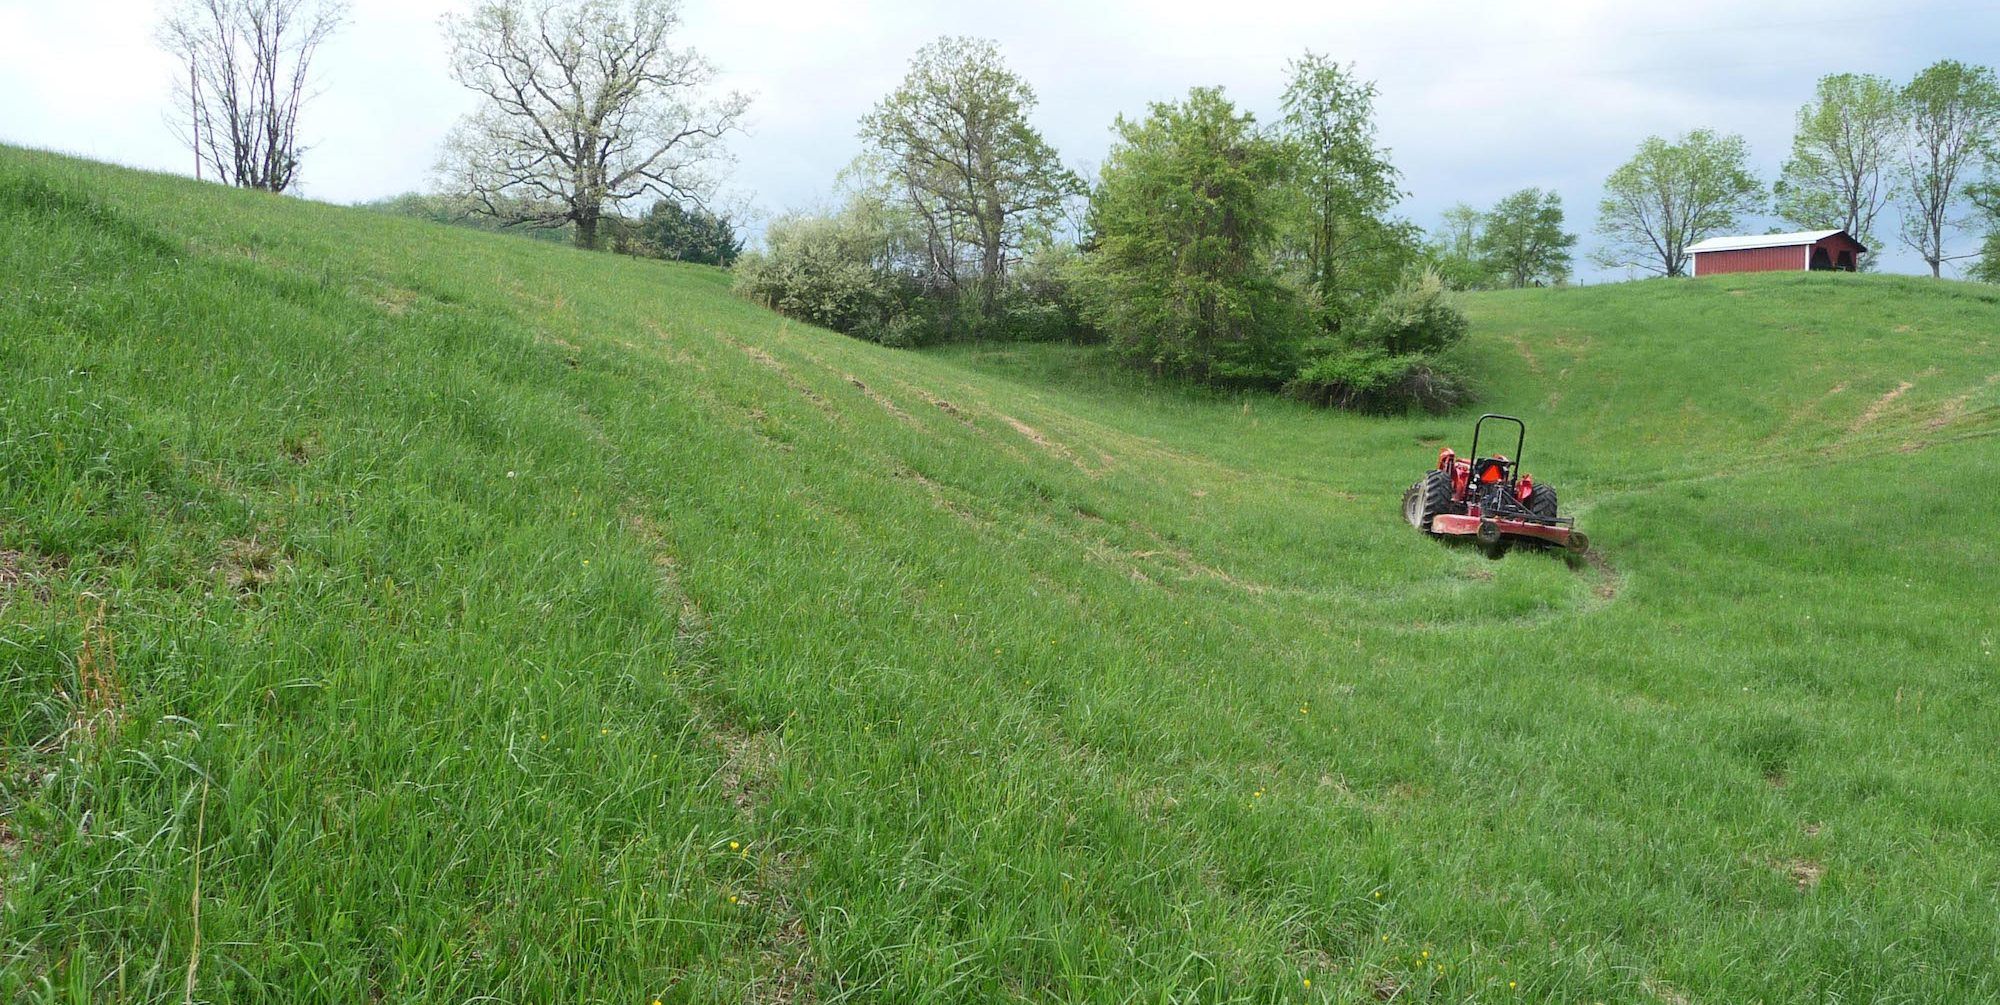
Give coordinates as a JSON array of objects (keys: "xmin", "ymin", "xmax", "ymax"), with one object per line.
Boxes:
[
  {"xmin": 1403, "ymin": 469, "xmax": 1453, "ymax": 530},
  {"xmin": 1526, "ymin": 483, "xmax": 1559, "ymax": 520}
]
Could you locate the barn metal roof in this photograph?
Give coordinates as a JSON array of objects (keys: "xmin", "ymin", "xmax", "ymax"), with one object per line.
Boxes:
[{"xmin": 1686, "ymin": 230, "xmax": 1861, "ymax": 254}]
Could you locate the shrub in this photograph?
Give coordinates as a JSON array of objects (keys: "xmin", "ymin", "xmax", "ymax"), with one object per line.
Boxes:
[
  {"xmin": 1353, "ymin": 269, "xmax": 1469, "ymax": 355},
  {"xmin": 732, "ymin": 211, "xmax": 919, "ymax": 341},
  {"xmin": 1283, "ymin": 269, "xmax": 1470, "ymax": 413},
  {"xmin": 996, "ymin": 244, "xmax": 1094, "ymax": 343}
]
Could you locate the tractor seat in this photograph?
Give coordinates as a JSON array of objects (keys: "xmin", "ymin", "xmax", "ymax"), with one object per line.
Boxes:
[{"xmin": 1474, "ymin": 456, "xmax": 1511, "ymax": 484}]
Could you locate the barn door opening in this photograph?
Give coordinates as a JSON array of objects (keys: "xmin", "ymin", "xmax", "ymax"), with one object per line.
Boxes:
[
  {"xmin": 1809, "ymin": 247, "xmax": 1833, "ymax": 270},
  {"xmin": 1836, "ymin": 250, "xmax": 1855, "ymax": 271}
]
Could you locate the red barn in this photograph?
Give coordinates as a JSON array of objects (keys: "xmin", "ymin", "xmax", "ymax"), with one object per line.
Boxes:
[{"xmin": 1688, "ymin": 230, "xmax": 1867, "ymax": 276}]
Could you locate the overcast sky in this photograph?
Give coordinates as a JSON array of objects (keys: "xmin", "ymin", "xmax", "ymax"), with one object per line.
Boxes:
[{"xmin": 4, "ymin": 0, "xmax": 1997, "ymax": 280}]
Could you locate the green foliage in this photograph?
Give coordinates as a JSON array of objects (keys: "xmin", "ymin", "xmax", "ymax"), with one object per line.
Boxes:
[
  {"xmin": 1284, "ymin": 269, "xmax": 1471, "ymax": 412},
  {"xmin": 734, "ymin": 192, "xmax": 1089, "ymax": 346},
  {"xmin": 860, "ymin": 36, "xmax": 1083, "ymax": 324},
  {"xmin": 1073, "ymin": 87, "xmax": 1301, "ymax": 385},
  {"xmin": 732, "ymin": 202, "xmax": 918, "ymax": 341},
  {"xmin": 1477, "ymin": 188, "xmax": 1575, "ymax": 288},
  {"xmin": 1595, "ymin": 129, "xmax": 1764, "ymax": 277},
  {"xmin": 1422, "ymin": 202, "xmax": 1494, "ymax": 290},
  {"xmin": 1276, "ymin": 53, "xmax": 1412, "ymax": 320},
  {"xmin": 1896, "ymin": 60, "xmax": 2000, "ymax": 276},
  {"xmin": 625, "ymin": 199, "xmax": 742, "ymax": 266},
  {"xmin": 996, "ymin": 243, "xmax": 1093, "ymax": 343},
  {"xmin": 1774, "ymin": 73, "xmax": 1900, "ymax": 254},
  {"xmin": 1971, "ymin": 182, "xmax": 2000, "ymax": 283}
]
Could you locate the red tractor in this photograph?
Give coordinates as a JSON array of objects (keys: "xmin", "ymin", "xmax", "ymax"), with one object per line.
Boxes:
[{"xmin": 1402, "ymin": 414, "xmax": 1587, "ymax": 556}]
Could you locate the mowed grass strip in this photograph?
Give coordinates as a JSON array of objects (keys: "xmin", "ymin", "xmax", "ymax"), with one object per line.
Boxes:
[{"xmin": 2, "ymin": 147, "xmax": 1998, "ymax": 1003}]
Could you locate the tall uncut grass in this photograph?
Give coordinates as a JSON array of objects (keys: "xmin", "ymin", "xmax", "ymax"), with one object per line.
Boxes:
[{"xmin": 3, "ymin": 146, "xmax": 1998, "ymax": 1003}]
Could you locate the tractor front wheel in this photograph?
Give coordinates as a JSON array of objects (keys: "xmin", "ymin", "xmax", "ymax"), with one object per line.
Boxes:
[{"xmin": 1403, "ymin": 469, "xmax": 1453, "ymax": 530}]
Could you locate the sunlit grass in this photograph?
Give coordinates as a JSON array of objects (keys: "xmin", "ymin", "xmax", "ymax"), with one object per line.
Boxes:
[{"xmin": 3, "ymin": 146, "xmax": 1997, "ymax": 1002}]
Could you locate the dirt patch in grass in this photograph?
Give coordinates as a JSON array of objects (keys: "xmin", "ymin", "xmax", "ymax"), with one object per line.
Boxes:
[
  {"xmin": 1642, "ymin": 975, "xmax": 1692, "ymax": 1005},
  {"xmin": 0, "ymin": 549, "xmax": 39, "ymax": 608},
  {"xmin": 214, "ymin": 537, "xmax": 286, "ymax": 595},
  {"xmin": 1582, "ymin": 546, "xmax": 1623, "ymax": 602},
  {"xmin": 624, "ymin": 509, "xmax": 711, "ymax": 647},
  {"xmin": 1369, "ymin": 973, "xmax": 1404, "ymax": 1000},
  {"xmin": 1, "ymin": 547, "xmax": 67, "ymax": 611},
  {"xmin": 896, "ymin": 465, "xmax": 991, "ymax": 529},
  {"xmin": 1782, "ymin": 858, "xmax": 1825, "ymax": 890},
  {"xmin": 1925, "ymin": 372, "xmax": 1999, "ymax": 431},
  {"xmin": 998, "ymin": 413, "xmax": 1104, "ymax": 476}
]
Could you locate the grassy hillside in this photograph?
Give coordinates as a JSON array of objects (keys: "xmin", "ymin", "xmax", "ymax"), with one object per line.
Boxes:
[{"xmin": 3, "ymin": 147, "xmax": 1998, "ymax": 1003}]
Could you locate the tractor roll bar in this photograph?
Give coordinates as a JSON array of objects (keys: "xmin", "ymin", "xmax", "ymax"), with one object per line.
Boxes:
[{"xmin": 1469, "ymin": 414, "xmax": 1526, "ymax": 469}]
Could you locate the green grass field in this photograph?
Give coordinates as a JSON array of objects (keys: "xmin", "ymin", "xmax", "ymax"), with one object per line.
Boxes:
[{"xmin": 4, "ymin": 146, "xmax": 1998, "ymax": 1003}]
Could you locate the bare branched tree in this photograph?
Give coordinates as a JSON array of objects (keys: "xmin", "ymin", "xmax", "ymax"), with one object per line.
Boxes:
[
  {"xmin": 439, "ymin": 0, "xmax": 749, "ymax": 250},
  {"xmin": 158, "ymin": 0, "xmax": 347, "ymax": 193}
]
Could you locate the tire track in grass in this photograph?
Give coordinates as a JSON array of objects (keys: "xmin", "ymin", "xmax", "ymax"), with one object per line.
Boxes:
[
  {"xmin": 623, "ymin": 505, "xmax": 817, "ymax": 1003},
  {"xmin": 1845, "ymin": 380, "xmax": 1913, "ymax": 436},
  {"xmin": 843, "ymin": 374, "xmax": 917, "ymax": 427},
  {"xmin": 718, "ymin": 334, "xmax": 844, "ymax": 423}
]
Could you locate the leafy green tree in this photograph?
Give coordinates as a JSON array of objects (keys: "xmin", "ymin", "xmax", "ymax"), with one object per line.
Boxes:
[
  {"xmin": 1970, "ymin": 181, "xmax": 2000, "ymax": 283},
  {"xmin": 1897, "ymin": 60, "xmax": 2000, "ymax": 277},
  {"xmin": 1595, "ymin": 129, "xmax": 1763, "ymax": 277},
  {"xmin": 1477, "ymin": 188, "xmax": 1574, "ymax": 287},
  {"xmin": 633, "ymin": 199, "xmax": 741, "ymax": 265},
  {"xmin": 1773, "ymin": 73, "xmax": 1900, "ymax": 255},
  {"xmin": 1277, "ymin": 52, "xmax": 1409, "ymax": 320},
  {"xmin": 860, "ymin": 37, "xmax": 1082, "ymax": 326},
  {"xmin": 1074, "ymin": 87, "xmax": 1298, "ymax": 384},
  {"xmin": 1423, "ymin": 202, "xmax": 1492, "ymax": 289}
]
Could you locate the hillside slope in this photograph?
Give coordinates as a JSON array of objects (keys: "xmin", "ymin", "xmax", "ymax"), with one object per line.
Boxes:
[{"xmin": 3, "ymin": 147, "xmax": 1998, "ymax": 1003}]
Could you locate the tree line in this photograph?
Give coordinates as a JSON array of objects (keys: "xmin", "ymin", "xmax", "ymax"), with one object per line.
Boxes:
[
  {"xmin": 736, "ymin": 44, "xmax": 1478, "ymax": 412},
  {"xmin": 157, "ymin": 1, "xmax": 2000, "ymax": 410}
]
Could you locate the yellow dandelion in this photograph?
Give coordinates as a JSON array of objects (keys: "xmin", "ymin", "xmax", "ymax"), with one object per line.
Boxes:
[
  {"xmin": 541, "ymin": 733, "xmax": 549, "ymax": 740},
  {"xmin": 729, "ymin": 841, "xmax": 740, "ymax": 851},
  {"xmin": 583, "ymin": 559, "xmax": 590, "ymax": 565},
  {"xmin": 653, "ymin": 999, "xmax": 663, "ymax": 1005},
  {"xmin": 600, "ymin": 727, "xmax": 610, "ymax": 735},
  {"xmin": 1381, "ymin": 934, "xmax": 1388, "ymax": 941},
  {"xmin": 1509, "ymin": 981, "xmax": 1517, "ymax": 990},
  {"xmin": 1373, "ymin": 891, "xmax": 1382, "ymax": 899},
  {"xmin": 728, "ymin": 895, "xmax": 738, "ymax": 904},
  {"xmin": 1302, "ymin": 978, "xmax": 1311, "ymax": 988},
  {"xmin": 1421, "ymin": 950, "xmax": 1429, "ymax": 959}
]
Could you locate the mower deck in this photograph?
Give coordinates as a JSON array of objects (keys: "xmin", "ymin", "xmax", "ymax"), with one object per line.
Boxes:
[{"xmin": 1429, "ymin": 511, "xmax": 1585, "ymax": 551}]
